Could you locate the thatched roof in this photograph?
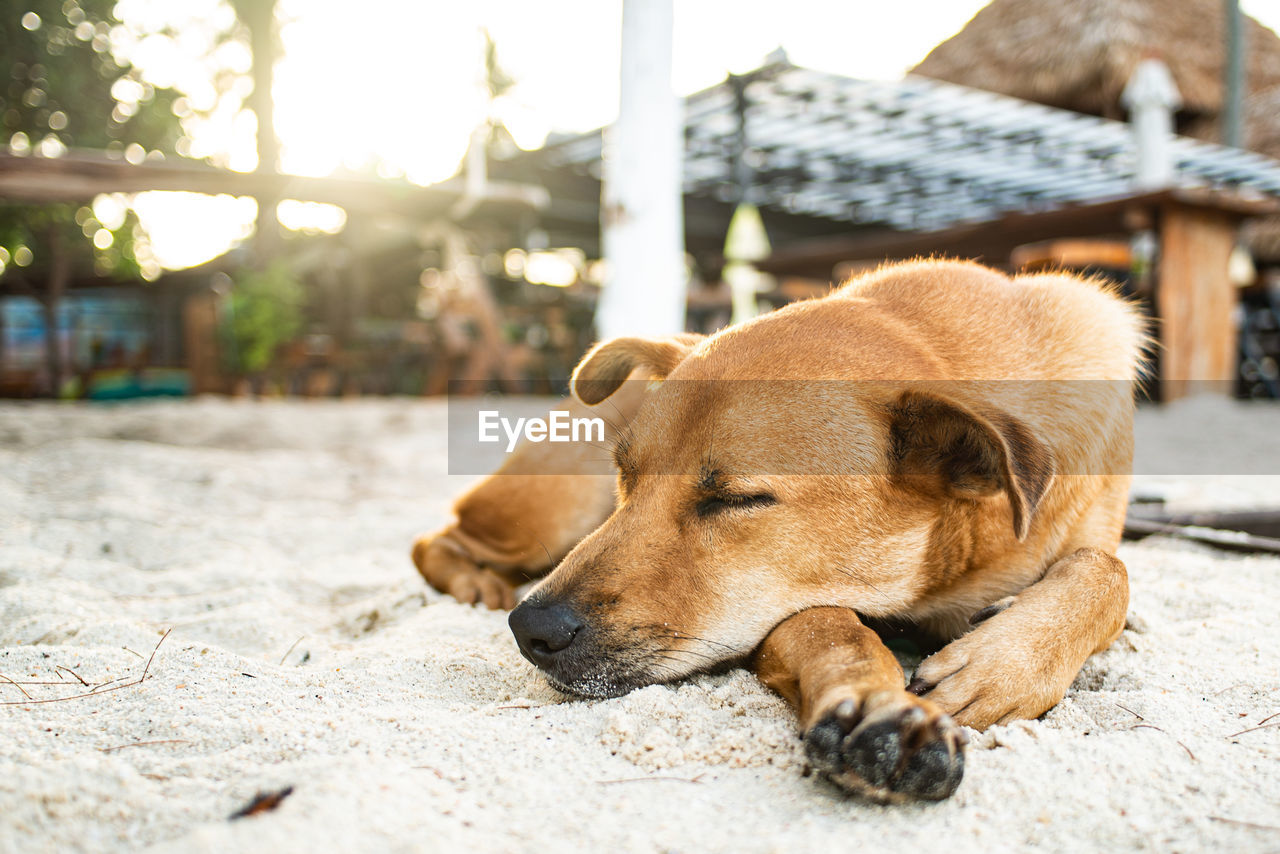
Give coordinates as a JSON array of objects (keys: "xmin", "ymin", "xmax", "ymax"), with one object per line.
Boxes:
[
  {"xmin": 912, "ymin": 0, "xmax": 1280, "ymax": 262},
  {"xmin": 912, "ymin": 0, "xmax": 1280, "ymax": 157},
  {"xmin": 1246, "ymin": 86, "xmax": 1280, "ymax": 156}
]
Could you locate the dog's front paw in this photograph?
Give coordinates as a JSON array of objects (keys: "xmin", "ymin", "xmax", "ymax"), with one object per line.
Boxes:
[
  {"xmin": 411, "ymin": 533, "xmax": 518, "ymax": 610},
  {"xmin": 803, "ymin": 690, "xmax": 966, "ymax": 802}
]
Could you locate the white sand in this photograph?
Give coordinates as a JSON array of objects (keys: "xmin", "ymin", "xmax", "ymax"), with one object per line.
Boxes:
[{"xmin": 1, "ymin": 397, "xmax": 1278, "ymax": 853}]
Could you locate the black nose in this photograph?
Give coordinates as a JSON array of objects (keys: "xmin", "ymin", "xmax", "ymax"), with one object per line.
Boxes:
[{"xmin": 509, "ymin": 601, "xmax": 585, "ymax": 666}]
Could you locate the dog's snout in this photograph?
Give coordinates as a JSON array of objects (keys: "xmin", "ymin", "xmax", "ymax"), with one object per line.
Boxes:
[{"xmin": 509, "ymin": 601, "xmax": 585, "ymax": 665}]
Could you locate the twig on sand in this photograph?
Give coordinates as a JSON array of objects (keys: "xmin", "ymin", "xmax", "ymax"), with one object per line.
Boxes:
[
  {"xmin": 598, "ymin": 774, "xmax": 706, "ymax": 785},
  {"xmin": 1129, "ymin": 724, "xmax": 1196, "ymax": 760},
  {"xmin": 0, "ymin": 628, "xmax": 172, "ymax": 707},
  {"xmin": 1255, "ymin": 710, "xmax": 1280, "ymax": 726},
  {"xmin": 90, "ymin": 677, "xmax": 130, "ymax": 693},
  {"xmin": 1114, "ymin": 702, "xmax": 1144, "ymax": 721},
  {"xmin": 1209, "ymin": 816, "xmax": 1280, "ymax": 832},
  {"xmin": 55, "ymin": 665, "xmax": 88, "ymax": 686},
  {"xmin": 1225, "ymin": 720, "xmax": 1280, "ymax": 738},
  {"xmin": 100, "ymin": 739, "xmax": 190, "ymax": 753},
  {"xmin": 0, "ymin": 673, "xmax": 33, "ymax": 699},
  {"xmin": 278, "ymin": 636, "xmax": 306, "ymax": 665},
  {"xmin": 495, "ymin": 703, "xmax": 554, "ymax": 711}
]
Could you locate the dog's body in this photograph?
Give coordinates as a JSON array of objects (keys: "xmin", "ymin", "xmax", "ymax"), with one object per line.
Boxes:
[{"xmin": 413, "ymin": 260, "xmax": 1145, "ymax": 801}]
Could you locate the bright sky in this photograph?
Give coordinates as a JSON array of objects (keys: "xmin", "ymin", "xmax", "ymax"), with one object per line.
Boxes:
[{"xmin": 105, "ymin": 0, "xmax": 1280, "ymax": 269}]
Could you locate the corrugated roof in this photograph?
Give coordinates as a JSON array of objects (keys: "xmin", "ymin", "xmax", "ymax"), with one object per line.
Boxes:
[{"xmin": 539, "ymin": 62, "xmax": 1280, "ymax": 234}]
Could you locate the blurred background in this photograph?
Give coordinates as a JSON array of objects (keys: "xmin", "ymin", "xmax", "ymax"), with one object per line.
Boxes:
[{"xmin": 3, "ymin": 0, "xmax": 1280, "ymax": 402}]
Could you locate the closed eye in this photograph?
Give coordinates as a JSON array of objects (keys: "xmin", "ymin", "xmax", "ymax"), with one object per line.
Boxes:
[{"xmin": 695, "ymin": 492, "xmax": 777, "ymax": 518}]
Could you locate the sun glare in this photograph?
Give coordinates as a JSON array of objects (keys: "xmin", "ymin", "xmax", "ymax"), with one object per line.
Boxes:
[
  {"xmin": 129, "ymin": 192, "xmax": 257, "ymax": 271},
  {"xmin": 276, "ymin": 200, "xmax": 347, "ymax": 234},
  {"xmin": 272, "ymin": 0, "xmax": 489, "ymax": 183}
]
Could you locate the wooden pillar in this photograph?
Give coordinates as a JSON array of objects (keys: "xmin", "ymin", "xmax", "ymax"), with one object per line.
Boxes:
[
  {"xmin": 183, "ymin": 289, "xmax": 222, "ymax": 395},
  {"xmin": 1156, "ymin": 203, "xmax": 1238, "ymax": 400}
]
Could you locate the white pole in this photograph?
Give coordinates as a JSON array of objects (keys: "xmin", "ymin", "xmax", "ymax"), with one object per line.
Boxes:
[
  {"xmin": 1121, "ymin": 58, "xmax": 1182, "ymax": 190},
  {"xmin": 596, "ymin": 0, "xmax": 686, "ymax": 340}
]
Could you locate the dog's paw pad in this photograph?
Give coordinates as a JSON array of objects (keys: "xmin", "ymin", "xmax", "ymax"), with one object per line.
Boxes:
[{"xmin": 803, "ymin": 692, "xmax": 965, "ymax": 802}]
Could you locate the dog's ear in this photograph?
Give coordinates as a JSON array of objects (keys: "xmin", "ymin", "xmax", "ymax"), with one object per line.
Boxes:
[
  {"xmin": 888, "ymin": 390, "xmax": 1054, "ymax": 540},
  {"xmin": 570, "ymin": 333, "xmax": 704, "ymax": 405}
]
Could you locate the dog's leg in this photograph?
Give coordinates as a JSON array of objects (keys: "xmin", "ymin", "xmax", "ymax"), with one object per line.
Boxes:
[
  {"xmin": 413, "ymin": 376, "xmax": 652, "ymax": 609},
  {"xmin": 908, "ymin": 546, "xmax": 1129, "ymax": 728},
  {"xmin": 752, "ymin": 607, "xmax": 966, "ymax": 801},
  {"xmin": 412, "ymin": 471, "xmax": 617, "ymax": 609}
]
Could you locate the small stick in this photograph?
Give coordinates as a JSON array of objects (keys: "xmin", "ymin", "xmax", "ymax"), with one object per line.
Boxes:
[
  {"xmin": 55, "ymin": 666, "xmax": 88, "ymax": 686},
  {"xmin": 1114, "ymin": 702, "xmax": 1144, "ymax": 720},
  {"xmin": 0, "ymin": 673, "xmax": 32, "ymax": 699},
  {"xmin": 90, "ymin": 677, "xmax": 130, "ymax": 693},
  {"xmin": 121, "ymin": 647, "xmax": 145, "ymax": 660},
  {"xmin": 278, "ymin": 636, "xmax": 305, "ymax": 665},
  {"xmin": 1255, "ymin": 711, "xmax": 1280, "ymax": 726},
  {"xmin": 2, "ymin": 680, "xmax": 140, "ymax": 706},
  {"xmin": 100, "ymin": 739, "xmax": 190, "ymax": 753},
  {"xmin": 138, "ymin": 628, "xmax": 171, "ymax": 682},
  {"xmin": 0, "ymin": 628, "xmax": 171, "ymax": 707},
  {"xmin": 1129, "ymin": 724, "xmax": 1196, "ymax": 760},
  {"xmin": 598, "ymin": 774, "xmax": 706, "ymax": 785},
  {"xmin": 1225, "ymin": 720, "xmax": 1280, "ymax": 738}
]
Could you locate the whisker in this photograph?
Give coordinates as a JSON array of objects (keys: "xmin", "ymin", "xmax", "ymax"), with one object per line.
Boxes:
[
  {"xmin": 836, "ymin": 565, "xmax": 885, "ymax": 595},
  {"xmin": 506, "ymin": 520, "xmax": 557, "ymax": 570},
  {"xmin": 654, "ymin": 646, "xmax": 719, "ymax": 665},
  {"xmin": 603, "ymin": 398, "xmax": 636, "ymax": 445}
]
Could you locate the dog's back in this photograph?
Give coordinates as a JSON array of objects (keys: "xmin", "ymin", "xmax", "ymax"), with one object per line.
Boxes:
[{"xmin": 833, "ymin": 259, "xmax": 1147, "ymax": 383}]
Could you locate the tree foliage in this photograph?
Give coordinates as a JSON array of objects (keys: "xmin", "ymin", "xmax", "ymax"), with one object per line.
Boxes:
[
  {"xmin": 226, "ymin": 261, "xmax": 304, "ymax": 375},
  {"xmin": 2, "ymin": 0, "xmax": 182, "ymax": 153},
  {"xmin": 0, "ymin": 0, "xmax": 184, "ymax": 284}
]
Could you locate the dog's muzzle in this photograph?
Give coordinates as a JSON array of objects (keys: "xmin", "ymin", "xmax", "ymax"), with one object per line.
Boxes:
[
  {"xmin": 508, "ymin": 600, "xmax": 585, "ymax": 667},
  {"xmin": 508, "ymin": 597, "xmax": 648, "ymax": 698}
]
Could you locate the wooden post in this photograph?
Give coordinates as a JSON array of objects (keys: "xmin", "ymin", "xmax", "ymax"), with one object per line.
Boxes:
[
  {"xmin": 41, "ymin": 227, "xmax": 70, "ymax": 396},
  {"xmin": 1156, "ymin": 203, "xmax": 1238, "ymax": 400},
  {"xmin": 183, "ymin": 289, "xmax": 222, "ymax": 395}
]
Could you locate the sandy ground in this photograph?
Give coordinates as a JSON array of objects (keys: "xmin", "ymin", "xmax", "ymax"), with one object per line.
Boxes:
[{"xmin": 1, "ymin": 397, "xmax": 1278, "ymax": 853}]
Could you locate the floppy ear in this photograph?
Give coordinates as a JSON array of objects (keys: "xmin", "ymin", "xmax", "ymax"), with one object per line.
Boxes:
[
  {"xmin": 888, "ymin": 390, "xmax": 1055, "ymax": 541},
  {"xmin": 570, "ymin": 333, "xmax": 704, "ymax": 405}
]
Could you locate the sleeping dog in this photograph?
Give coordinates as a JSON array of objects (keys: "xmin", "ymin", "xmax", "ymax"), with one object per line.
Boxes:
[{"xmin": 413, "ymin": 259, "xmax": 1145, "ymax": 801}]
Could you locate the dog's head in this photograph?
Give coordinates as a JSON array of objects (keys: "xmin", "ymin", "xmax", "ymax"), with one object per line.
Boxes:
[{"xmin": 509, "ymin": 311, "xmax": 1054, "ymax": 697}]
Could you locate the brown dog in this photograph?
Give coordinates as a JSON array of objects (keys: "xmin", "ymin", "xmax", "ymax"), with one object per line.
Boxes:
[{"xmin": 413, "ymin": 259, "xmax": 1145, "ymax": 801}]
